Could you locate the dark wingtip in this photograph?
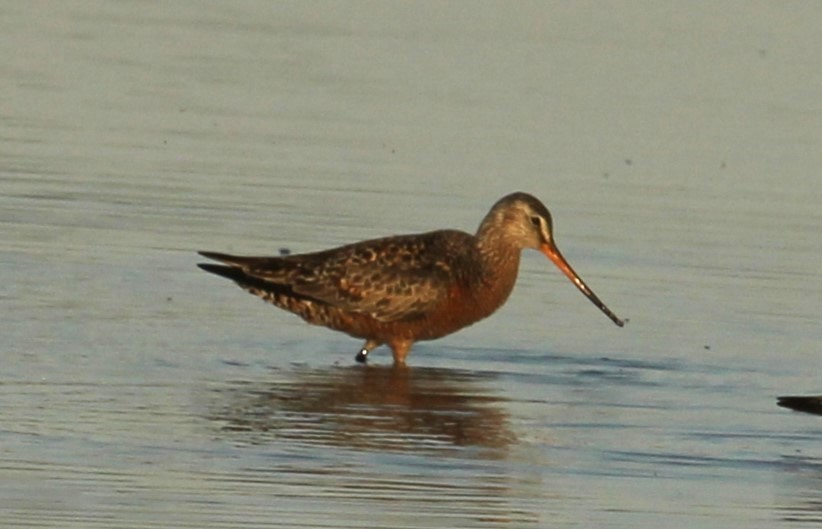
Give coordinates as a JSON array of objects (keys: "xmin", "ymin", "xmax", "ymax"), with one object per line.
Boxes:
[
  {"xmin": 197, "ymin": 262, "xmax": 221, "ymax": 272},
  {"xmin": 197, "ymin": 263, "xmax": 247, "ymax": 282},
  {"xmin": 777, "ymin": 396, "xmax": 822, "ymax": 416}
]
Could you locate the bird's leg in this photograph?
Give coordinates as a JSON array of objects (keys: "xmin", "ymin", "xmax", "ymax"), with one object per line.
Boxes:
[
  {"xmin": 355, "ymin": 339, "xmax": 381, "ymax": 364},
  {"xmin": 389, "ymin": 339, "xmax": 412, "ymax": 366}
]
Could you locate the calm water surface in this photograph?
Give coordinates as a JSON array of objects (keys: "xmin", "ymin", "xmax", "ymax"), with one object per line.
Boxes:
[{"xmin": 3, "ymin": 2, "xmax": 822, "ymax": 528}]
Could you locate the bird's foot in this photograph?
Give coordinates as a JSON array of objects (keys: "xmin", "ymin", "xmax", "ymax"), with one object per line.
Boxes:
[{"xmin": 356, "ymin": 340, "xmax": 381, "ymax": 364}]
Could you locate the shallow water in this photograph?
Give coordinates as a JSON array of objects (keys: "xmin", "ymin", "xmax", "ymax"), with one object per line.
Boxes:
[{"xmin": 3, "ymin": 2, "xmax": 822, "ymax": 528}]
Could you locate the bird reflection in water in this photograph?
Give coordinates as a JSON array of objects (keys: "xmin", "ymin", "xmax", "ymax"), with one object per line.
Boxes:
[
  {"xmin": 775, "ymin": 396, "xmax": 822, "ymax": 524},
  {"xmin": 776, "ymin": 455, "xmax": 822, "ymax": 525},
  {"xmin": 208, "ymin": 365, "xmax": 515, "ymax": 458}
]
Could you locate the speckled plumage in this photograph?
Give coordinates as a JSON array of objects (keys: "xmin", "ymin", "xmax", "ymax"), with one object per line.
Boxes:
[{"xmin": 198, "ymin": 192, "xmax": 624, "ymax": 365}]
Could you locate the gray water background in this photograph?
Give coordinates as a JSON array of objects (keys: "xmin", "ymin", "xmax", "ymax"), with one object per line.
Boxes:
[{"xmin": 2, "ymin": 2, "xmax": 822, "ymax": 527}]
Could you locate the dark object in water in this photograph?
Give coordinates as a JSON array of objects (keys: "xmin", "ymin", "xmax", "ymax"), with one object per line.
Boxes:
[{"xmin": 777, "ymin": 396, "xmax": 822, "ymax": 416}]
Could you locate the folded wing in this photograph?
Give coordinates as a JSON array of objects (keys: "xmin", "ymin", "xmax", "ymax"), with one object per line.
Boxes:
[{"xmin": 198, "ymin": 231, "xmax": 468, "ymax": 322}]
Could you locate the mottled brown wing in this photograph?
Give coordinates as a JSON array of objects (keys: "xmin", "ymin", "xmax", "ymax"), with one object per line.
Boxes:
[{"xmin": 205, "ymin": 230, "xmax": 471, "ymax": 323}]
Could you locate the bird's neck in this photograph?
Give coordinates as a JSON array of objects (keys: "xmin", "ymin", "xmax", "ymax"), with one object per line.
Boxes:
[
  {"xmin": 474, "ymin": 224, "xmax": 522, "ymax": 311},
  {"xmin": 475, "ymin": 211, "xmax": 521, "ymax": 271}
]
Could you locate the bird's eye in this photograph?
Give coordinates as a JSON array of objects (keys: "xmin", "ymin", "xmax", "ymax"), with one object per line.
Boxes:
[{"xmin": 529, "ymin": 216, "xmax": 542, "ymax": 227}]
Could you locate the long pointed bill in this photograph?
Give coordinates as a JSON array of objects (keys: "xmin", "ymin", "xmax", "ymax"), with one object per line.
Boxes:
[{"xmin": 541, "ymin": 241, "xmax": 625, "ymax": 327}]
